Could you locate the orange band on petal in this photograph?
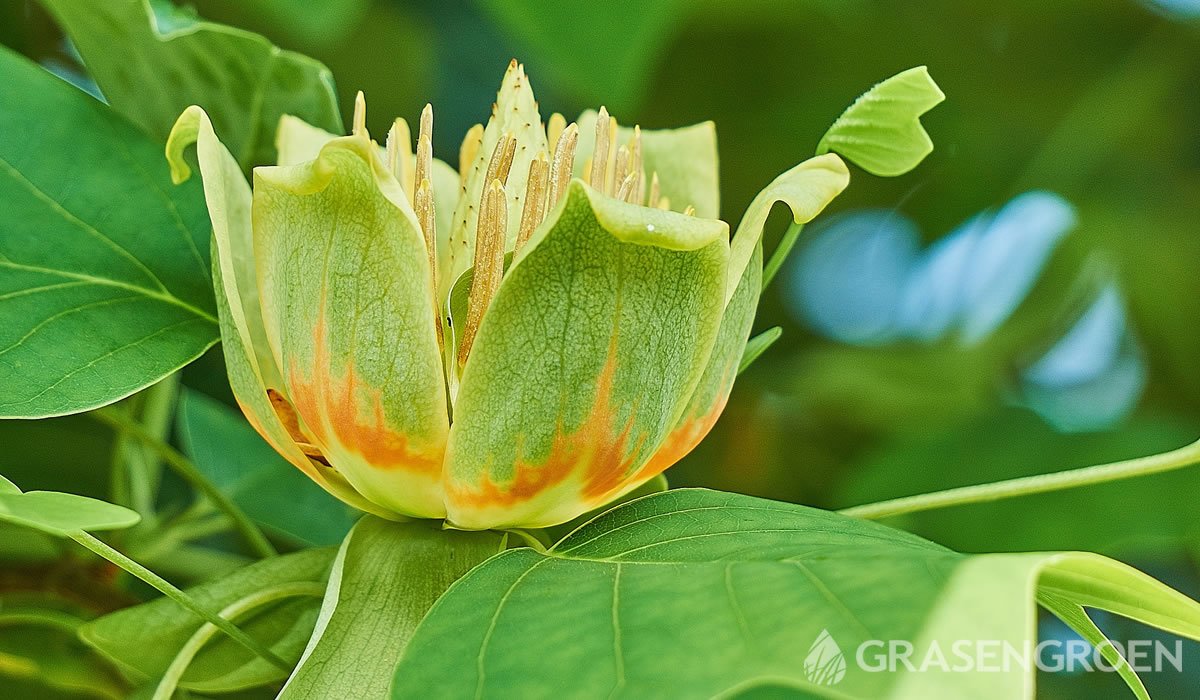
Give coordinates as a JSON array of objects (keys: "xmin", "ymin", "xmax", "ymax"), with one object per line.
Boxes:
[{"xmin": 287, "ymin": 313, "xmax": 444, "ymax": 477}]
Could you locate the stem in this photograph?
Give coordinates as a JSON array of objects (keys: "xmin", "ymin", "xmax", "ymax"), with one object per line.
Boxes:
[
  {"xmin": 152, "ymin": 582, "xmax": 325, "ymax": 700},
  {"xmin": 92, "ymin": 407, "xmax": 276, "ymax": 558},
  {"xmin": 839, "ymin": 438, "xmax": 1200, "ymax": 520},
  {"xmin": 761, "ymin": 222, "xmax": 803, "ymax": 290},
  {"xmin": 68, "ymin": 531, "xmax": 290, "ymax": 672}
]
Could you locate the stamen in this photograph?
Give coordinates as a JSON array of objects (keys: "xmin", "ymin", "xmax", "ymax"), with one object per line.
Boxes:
[
  {"xmin": 485, "ymin": 133, "xmax": 518, "ymax": 187},
  {"xmin": 605, "ymin": 116, "xmax": 619, "ymax": 195},
  {"xmin": 415, "ymin": 179, "xmax": 442, "ymax": 350},
  {"xmin": 616, "ymin": 172, "xmax": 638, "ymax": 203},
  {"xmin": 589, "ymin": 106, "xmax": 610, "ymax": 189},
  {"xmin": 459, "ymin": 123, "xmax": 484, "ymax": 183},
  {"xmin": 516, "ymin": 153, "xmax": 549, "ymax": 252},
  {"xmin": 352, "ymin": 91, "xmax": 367, "ymax": 136},
  {"xmin": 548, "ymin": 122, "xmax": 578, "ymax": 207},
  {"xmin": 657, "ymin": 196, "xmax": 671, "ymax": 211},
  {"xmin": 683, "ymin": 205, "xmax": 696, "ymax": 217},
  {"xmin": 414, "ymin": 105, "xmax": 437, "ymax": 287},
  {"xmin": 629, "ymin": 126, "xmax": 644, "ymax": 203},
  {"xmin": 385, "ymin": 118, "xmax": 413, "ymax": 199},
  {"xmin": 648, "ymin": 171, "xmax": 660, "ymax": 208},
  {"xmin": 612, "ymin": 145, "xmax": 630, "ymax": 196},
  {"xmin": 547, "ymin": 112, "xmax": 566, "ymax": 154},
  {"xmin": 459, "ymin": 179, "xmax": 508, "ymax": 366},
  {"xmin": 415, "ymin": 104, "xmax": 434, "ymax": 205}
]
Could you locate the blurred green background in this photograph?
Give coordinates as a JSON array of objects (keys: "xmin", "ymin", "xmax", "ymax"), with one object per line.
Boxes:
[{"xmin": 2, "ymin": 0, "xmax": 1200, "ymax": 696}]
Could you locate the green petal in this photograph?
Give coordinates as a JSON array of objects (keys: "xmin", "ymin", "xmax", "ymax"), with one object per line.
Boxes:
[
  {"xmin": 574, "ymin": 111, "xmax": 720, "ymax": 218},
  {"xmin": 167, "ymin": 108, "xmax": 380, "ymax": 515},
  {"xmin": 817, "ymin": 66, "xmax": 945, "ymax": 177},
  {"xmin": 444, "ymin": 182, "xmax": 728, "ymax": 529},
  {"xmin": 726, "ymin": 153, "xmax": 850, "ymax": 305},
  {"xmin": 275, "ymin": 114, "xmax": 460, "ymax": 255},
  {"xmin": 444, "ymin": 62, "xmax": 548, "ymax": 293},
  {"xmin": 253, "ymin": 135, "xmax": 449, "ymax": 519}
]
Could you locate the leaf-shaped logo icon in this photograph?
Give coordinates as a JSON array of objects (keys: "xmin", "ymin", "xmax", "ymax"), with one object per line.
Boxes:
[{"xmin": 804, "ymin": 629, "xmax": 847, "ymax": 686}]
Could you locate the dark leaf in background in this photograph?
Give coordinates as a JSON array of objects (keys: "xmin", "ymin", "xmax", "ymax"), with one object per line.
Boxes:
[{"xmin": 38, "ymin": 0, "xmax": 343, "ymax": 168}]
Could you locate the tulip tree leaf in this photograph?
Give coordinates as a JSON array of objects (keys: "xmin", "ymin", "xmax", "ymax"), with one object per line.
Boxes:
[
  {"xmin": 394, "ymin": 489, "xmax": 1200, "ymax": 699},
  {"xmin": 445, "ymin": 182, "xmax": 729, "ymax": 529},
  {"xmin": 0, "ymin": 47, "xmax": 218, "ymax": 418},
  {"xmin": 79, "ymin": 548, "xmax": 336, "ymax": 694},
  {"xmin": 0, "ymin": 476, "xmax": 140, "ymax": 537},
  {"xmin": 38, "ymin": 0, "xmax": 342, "ymax": 168},
  {"xmin": 817, "ymin": 66, "xmax": 946, "ymax": 177},
  {"xmin": 279, "ymin": 518, "xmax": 503, "ymax": 699}
]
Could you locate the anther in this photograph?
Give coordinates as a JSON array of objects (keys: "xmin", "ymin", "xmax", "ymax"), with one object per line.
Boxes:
[
  {"xmin": 589, "ymin": 107, "xmax": 610, "ymax": 189},
  {"xmin": 549, "ymin": 122, "xmax": 579, "ymax": 207},
  {"xmin": 385, "ymin": 118, "xmax": 413, "ymax": 199},
  {"xmin": 352, "ymin": 91, "xmax": 367, "ymax": 136},
  {"xmin": 648, "ymin": 172, "xmax": 661, "ymax": 209},
  {"xmin": 516, "ymin": 153, "xmax": 549, "ymax": 252},
  {"xmin": 459, "ymin": 124, "xmax": 484, "ymax": 183},
  {"xmin": 547, "ymin": 113, "xmax": 566, "ymax": 155},
  {"xmin": 459, "ymin": 179, "xmax": 508, "ymax": 366}
]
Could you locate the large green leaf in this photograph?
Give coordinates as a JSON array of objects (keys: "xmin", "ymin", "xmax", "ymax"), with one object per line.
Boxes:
[
  {"xmin": 279, "ymin": 518, "xmax": 503, "ymax": 698},
  {"xmin": 0, "ymin": 47, "xmax": 218, "ymax": 418},
  {"xmin": 79, "ymin": 548, "xmax": 335, "ymax": 694},
  {"xmin": 38, "ymin": 0, "xmax": 342, "ymax": 168},
  {"xmin": 445, "ymin": 182, "xmax": 728, "ymax": 529},
  {"xmin": 177, "ymin": 388, "xmax": 360, "ymax": 547},
  {"xmin": 0, "ymin": 476, "xmax": 139, "ymax": 538},
  {"xmin": 393, "ymin": 489, "xmax": 1200, "ymax": 698},
  {"xmin": 816, "ymin": 66, "xmax": 945, "ymax": 177}
]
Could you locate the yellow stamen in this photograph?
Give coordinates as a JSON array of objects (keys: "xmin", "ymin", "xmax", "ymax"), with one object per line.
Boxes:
[
  {"xmin": 657, "ymin": 196, "xmax": 671, "ymax": 211},
  {"xmin": 415, "ymin": 180, "xmax": 442, "ymax": 351},
  {"xmin": 459, "ymin": 179, "xmax": 507, "ymax": 366},
  {"xmin": 616, "ymin": 172, "xmax": 638, "ymax": 203},
  {"xmin": 459, "ymin": 123, "xmax": 484, "ymax": 184},
  {"xmin": 352, "ymin": 91, "xmax": 367, "ymax": 136},
  {"xmin": 549, "ymin": 122, "xmax": 579, "ymax": 208},
  {"xmin": 648, "ymin": 171, "xmax": 660, "ymax": 208},
  {"xmin": 612, "ymin": 145, "xmax": 630, "ymax": 196},
  {"xmin": 385, "ymin": 118, "xmax": 413, "ymax": 200},
  {"xmin": 682, "ymin": 205, "xmax": 696, "ymax": 217},
  {"xmin": 547, "ymin": 112, "xmax": 566, "ymax": 154},
  {"xmin": 414, "ymin": 105, "xmax": 436, "ymax": 285},
  {"xmin": 605, "ymin": 116, "xmax": 619, "ymax": 194},
  {"xmin": 589, "ymin": 106, "xmax": 610, "ymax": 189},
  {"xmin": 485, "ymin": 133, "xmax": 518, "ymax": 187},
  {"xmin": 516, "ymin": 153, "xmax": 549, "ymax": 252},
  {"xmin": 415, "ymin": 104, "xmax": 434, "ymax": 205}
]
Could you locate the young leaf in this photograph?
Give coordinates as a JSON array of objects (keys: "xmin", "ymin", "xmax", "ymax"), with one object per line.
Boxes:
[
  {"xmin": 279, "ymin": 518, "xmax": 504, "ymax": 699},
  {"xmin": 0, "ymin": 477, "xmax": 140, "ymax": 538},
  {"xmin": 0, "ymin": 46, "xmax": 217, "ymax": 419},
  {"xmin": 393, "ymin": 489, "xmax": 1200, "ymax": 699},
  {"xmin": 817, "ymin": 66, "xmax": 946, "ymax": 177},
  {"xmin": 37, "ymin": 0, "xmax": 342, "ymax": 168},
  {"xmin": 79, "ymin": 548, "xmax": 336, "ymax": 694}
]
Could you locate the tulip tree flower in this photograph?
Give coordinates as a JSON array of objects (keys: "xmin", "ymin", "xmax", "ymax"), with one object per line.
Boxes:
[{"xmin": 166, "ymin": 61, "xmax": 941, "ymax": 530}]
